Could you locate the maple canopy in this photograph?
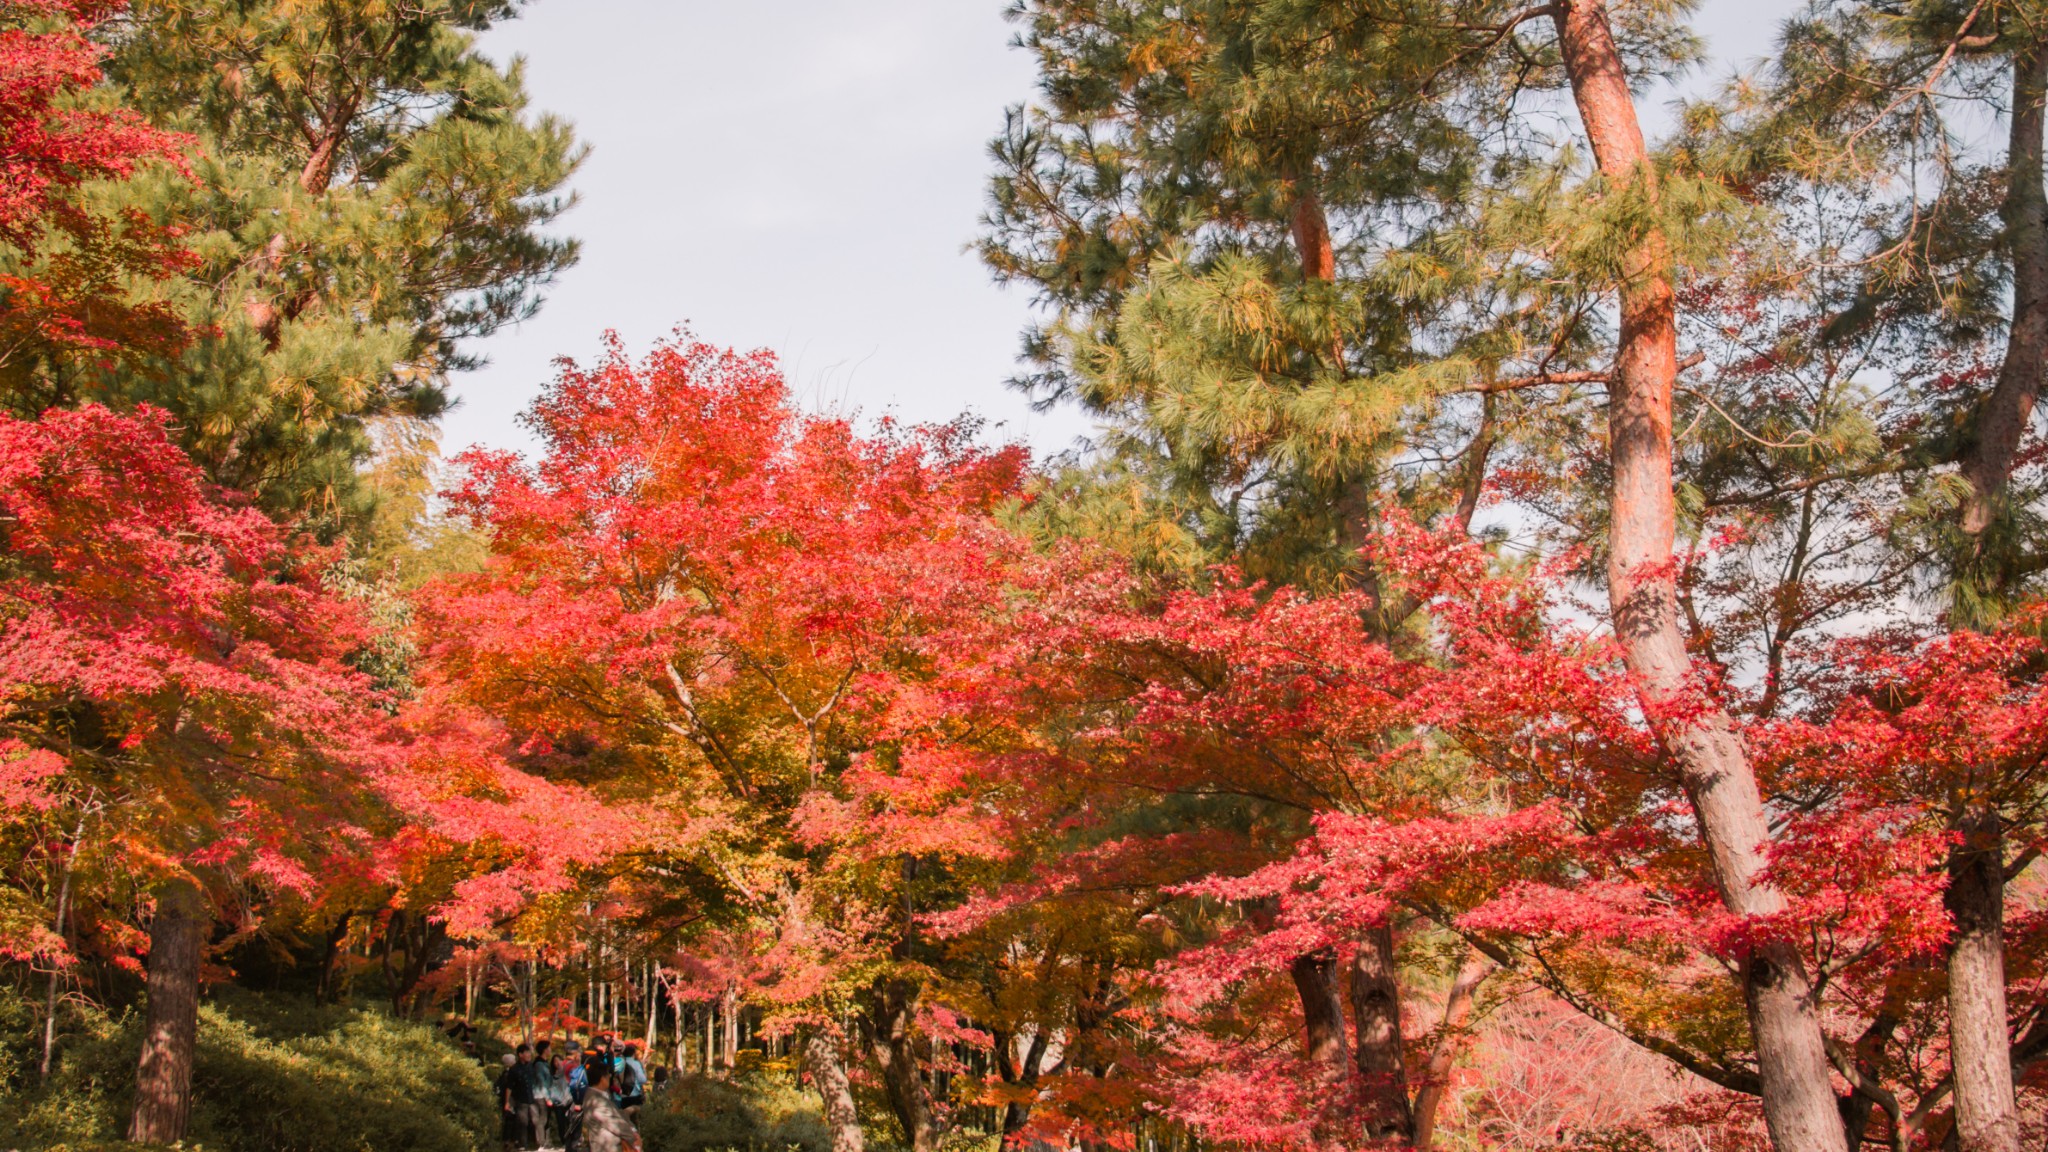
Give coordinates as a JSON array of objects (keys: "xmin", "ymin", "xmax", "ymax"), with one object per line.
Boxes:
[{"xmin": 14, "ymin": 3, "xmax": 2048, "ymax": 1152}]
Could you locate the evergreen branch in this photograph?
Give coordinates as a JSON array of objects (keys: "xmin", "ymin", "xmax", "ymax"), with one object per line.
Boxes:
[{"xmin": 1477, "ymin": 352, "xmax": 1706, "ymax": 394}]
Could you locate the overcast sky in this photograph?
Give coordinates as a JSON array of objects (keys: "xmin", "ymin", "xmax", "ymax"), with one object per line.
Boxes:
[{"xmin": 452, "ymin": 1, "xmax": 1783, "ymax": 463}]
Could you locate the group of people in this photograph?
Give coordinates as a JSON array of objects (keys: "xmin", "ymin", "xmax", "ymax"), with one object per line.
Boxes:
[{"xmin": 497, "ymin": 1035, "xmax": 670, "ymax": 1152}]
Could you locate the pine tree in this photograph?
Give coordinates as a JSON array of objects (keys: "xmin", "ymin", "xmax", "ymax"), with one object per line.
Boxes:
[
  {"xmin": 984, "ymin": 4, "xmax": 1867, "ymax": 1149},
  {"xmin": 58, "ymin": 0, "xmax": 584, "ymax": 526}
]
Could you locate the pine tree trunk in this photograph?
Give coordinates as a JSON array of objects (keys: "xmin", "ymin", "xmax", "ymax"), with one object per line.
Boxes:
[
  {"xmin": 1947, "ymin": 804, "xmax": 2021, "ymax": 1152},
  {"xmin": 803, "ymin": 1027, "xmax": 865, "ymax": 1152},
  {"xmin": 1349, "ymin": 926, "xmax": 1413, "ymax": 1142},
  {"xmin": 128, "ymin": 877, "xmax": 205, "ymax": 1144},
  {"xmin": 1961, "ymin": 39, "xmax": 2048, "ymax": 545},
  {"xmin": 1549, "ymin": 5, "xmax": 1848, "ymax": 1152}
]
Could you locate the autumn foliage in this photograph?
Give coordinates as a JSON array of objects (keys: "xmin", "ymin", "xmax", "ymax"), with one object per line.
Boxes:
[{"xmin": 15, "ymin": 2, "xmax": 2048, "ymax": 1152}]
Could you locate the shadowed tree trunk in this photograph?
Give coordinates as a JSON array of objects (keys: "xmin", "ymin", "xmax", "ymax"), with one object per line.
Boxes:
[
  {"xmin": 1947, "ymin": 803, "xmax": 2021, "ymax": 1152},
  {"xmin": 1291, "ymin": 948, "xmax": 1350, "ymax": 1082},
  {"xmin": 313, "ymin": 911, "xmax": 351, "ymax": 1007},
  {"xmin": 1550, "ymin": 3, "xmax": 1848, "ymax": 1150},
  {"xmin": 128, "ymin": 877, "xmax": 205, "ymax": 1144},
  {"xmin": 1349, "ymin": 925, "xmax": 1413, "ymax": 1142},
  {"xmin": 866, "ymin": 975, "xmax": 940, "ymax": 1152}
]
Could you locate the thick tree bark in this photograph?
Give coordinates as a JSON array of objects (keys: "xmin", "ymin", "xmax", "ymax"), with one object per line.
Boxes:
[
  {"xmin": 128, "ymin": 878, "xmax": 205, "ymax": 1144},
  {"xmin": 1960, "ymin": 40, "xmax": 2048, "ymax": 543},
  {"xmin": 1550, "ymin": 5, "xmax": 1849, "ymax": 1152},
  {"xmin": 1947, "ymin": 804, "xmax": 2021, "ymax": 1152},
  {"xmin": 866, "ymin": 976, "xmax": 940, "ymax": 1152},
  {"xmin": 1349, "ymin": 925, "xmax": 1413, "ymax": 1142},
  {"xmin": 1413, "ymin": 951, "xmax": 1493, "ymax": 1150},
  {"xmin": 803, "ymin": 1027, "xmax": 866, "ymax": 1152}
]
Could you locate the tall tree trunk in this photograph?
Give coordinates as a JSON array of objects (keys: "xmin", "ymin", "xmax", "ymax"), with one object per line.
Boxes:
[
  {"xmin": 674, "ymin": 997, "xmax": 687, "ymax": 1073},
  {"xmin": 128, "ymin": 878, "xmax": 205, "ymax": 1144},
  {"xmin": 1413, "ymin": 951, "xmax": 1493, "ymax": 1150},
  {"xmin": 720, "ymin": 984, "xmax": 738, "ymax": 1072},
  {"xmin": 519, "ymin": 958, "xmax": 536, "ymax": 1044},
  {"xmin": 1960, "ymin": 39, "xmax": 2048, "ymax": 547},
  {"xmin": 647, "ymin": 960, "xmax": 661, "ymax": 1053},
  {"xmin": 866, "ymin": 976, "xmax": 941, "ymax": 1152},
  {"xmin": 1550, "ymin": 5, "xmax": 1848, "ymax": 1151},
  {"xmin": 1947, "ymin": 804, "xmax": 2021, "ymax": 1152},
  {"xmin": 39, "ymin": 809, "xmax": 85, "ymax": 1083},
  {"xmin": 1349, "ymin": 925, "xmax": 1413, "ymax": 1142},
  {"xmin": 803, "ymin": 1027, "xmax": 866, "ymax": 1152}
]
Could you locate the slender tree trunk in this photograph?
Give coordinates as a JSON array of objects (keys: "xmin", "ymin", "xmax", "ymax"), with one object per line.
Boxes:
[
  {"xmin": 1349, "ymin": 925, "xmax": 1413, "ymax": 1142},
  {"xmin": 673, "ymin": 993, "xmax": 686, "ymax": 1073},
  {"xmin": 39, "ymin": 809, "xmax": 85, "ymax": 1082},
  {"xmin": 720, "ymin": 984, "xmax": 738, "ymax": 1072},
  {"xmin": 520, "ymin": 959, "xmax": 536, "ymax": 1044},
  {"xmin": 647, "ymin": 960, "xmax": 661, "ymax": 1053},
  {"xmin": 803, "ymin": 1027, "xmax": 865, "ymax": 1152},
  {"xmin": 128, "ymin": 878, "xmax": 205, "ymax": 1144},
  {"xmin": 1550, "ymin": 5, "xmax": 1848, "ymax": 1151},
  {"xmin": 1961, "ymin": 39, "xmax": 2048, "ymax": 545},
  {"xmin": 704, "ymin": 999, "xmax": 715, "ymax": 1075},
  {"xmin": 1947, "ymin": 804, "xmax": 2021, "ymax": 1152},
  {"xmin": 1413, "ymin": 952, "xmax": 1493, "ymax": 1150}
]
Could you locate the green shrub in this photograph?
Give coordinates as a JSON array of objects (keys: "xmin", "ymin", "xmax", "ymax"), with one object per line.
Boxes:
[
  {"xmin": 636, "ymin": 1065, "xmax": 831, "ymax": 1152},
  {"xmin": 1, "ymin": 992, "xmax": 496, "ymax": 1152}
]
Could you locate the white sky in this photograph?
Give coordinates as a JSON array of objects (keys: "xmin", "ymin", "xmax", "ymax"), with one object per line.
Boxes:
[{"xmin": 451, "ymin": 1, "xmax": 1783, "ymax": 463}]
